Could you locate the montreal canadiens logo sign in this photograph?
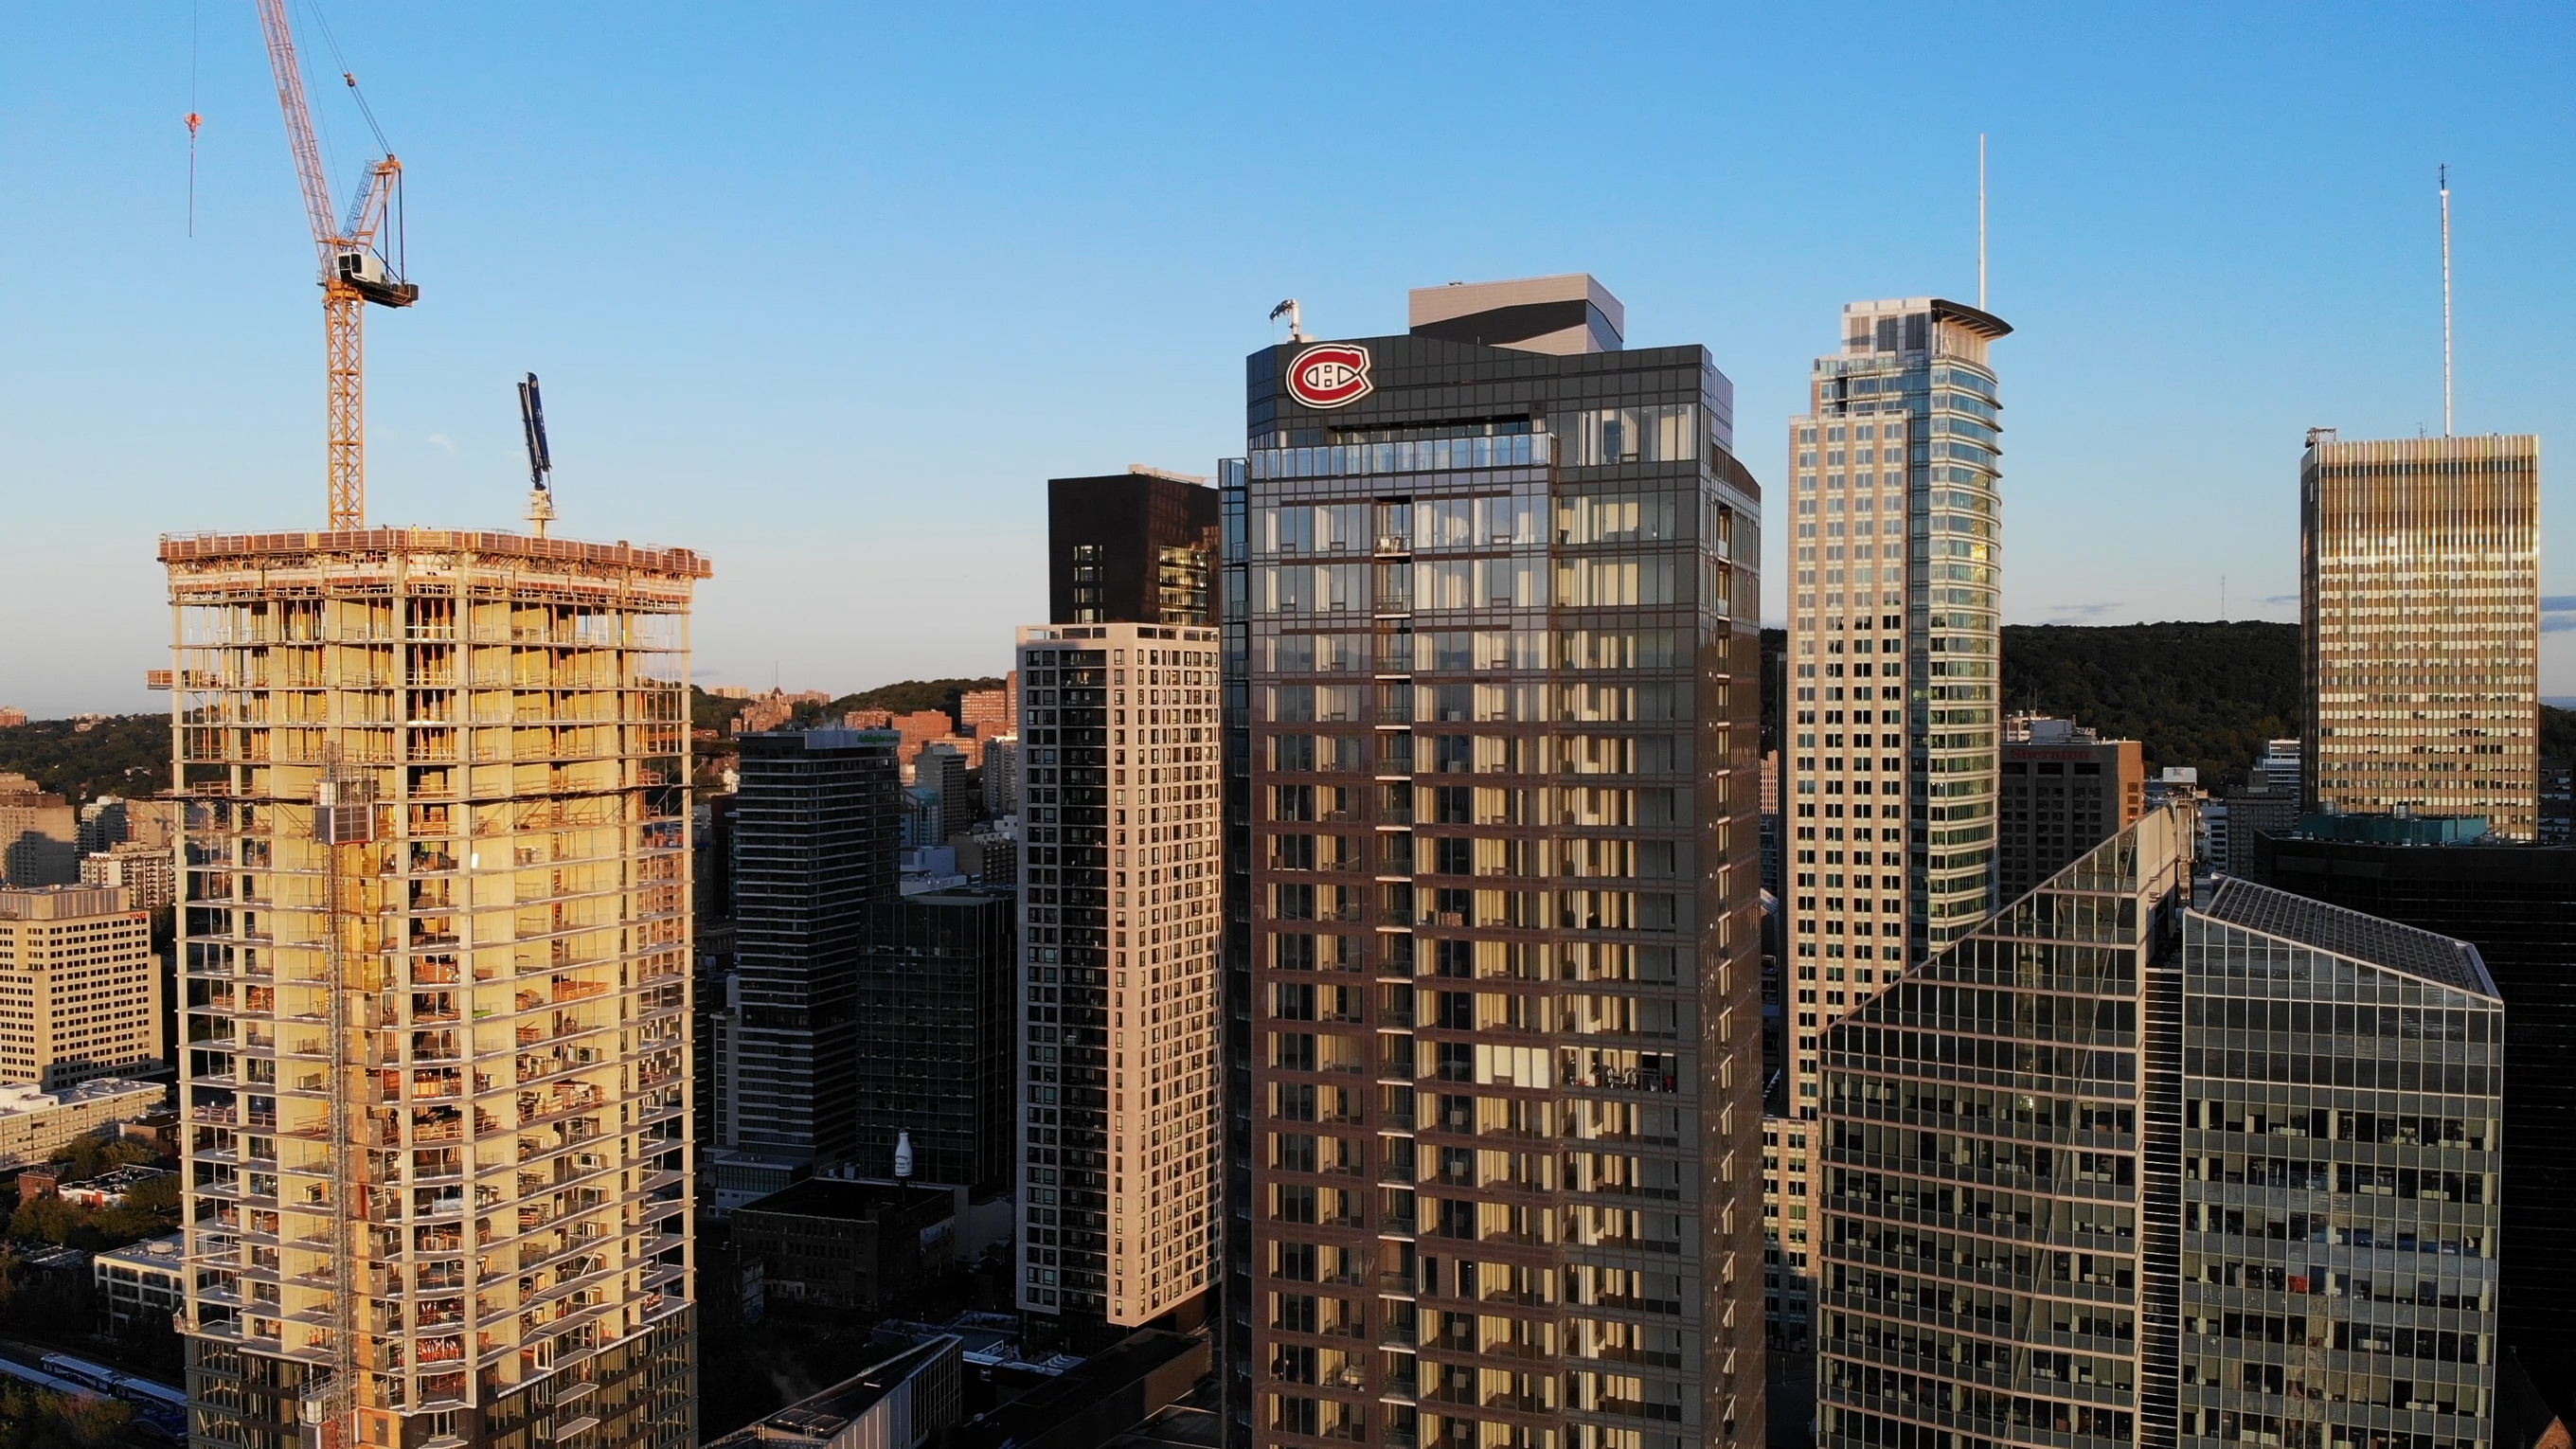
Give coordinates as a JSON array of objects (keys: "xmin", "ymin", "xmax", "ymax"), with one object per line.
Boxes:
[{"xmin": 1287, "ymin": 343, "xmax": 1373, "ymax": 409}]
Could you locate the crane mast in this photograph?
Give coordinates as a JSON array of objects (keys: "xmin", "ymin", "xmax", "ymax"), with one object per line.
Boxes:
[
  {"xmin": 253, "ymin": 0, "xmax": 417, "ymax": 531},
  {"xmin": 245, "ymin": 8, "xmax": 414, "ymax": 1446}
]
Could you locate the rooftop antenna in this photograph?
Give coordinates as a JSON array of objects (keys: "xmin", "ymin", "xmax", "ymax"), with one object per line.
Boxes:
[
  {"xmin": 1977, "ymin": 134, "xmax": 1989, "ymax": 311},
  {"xmin": 1269, "ymin": 297, "xmax": 1307, "ymax": 343},
  {"xmin": 2440, "ymin": 164, "xmax": 2453, "ymax": 436},
  {"xmin": 516, "ymin": 371, "xmax": 556, "ymax": 538}
]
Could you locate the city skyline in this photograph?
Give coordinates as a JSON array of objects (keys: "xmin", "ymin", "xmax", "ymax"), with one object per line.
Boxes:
[
  {"xmin": 4, "ymin": 9, "xmax": 2574, "ymax": 1449},
  {"xmin": 8, "ymin": 7, "xmax": 2576, "ymax": 715}
]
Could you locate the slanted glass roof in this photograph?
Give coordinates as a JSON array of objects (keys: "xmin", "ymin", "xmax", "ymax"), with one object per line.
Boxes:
[{"xmin": 2199, "ymin": 876, "xmax": 2496, "ymax": 998}]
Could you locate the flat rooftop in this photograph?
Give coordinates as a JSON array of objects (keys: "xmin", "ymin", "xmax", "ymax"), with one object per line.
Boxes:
[
  {"xmin": 159, "ymin": 526, "xmax": 711, "ymax": 579},
  {"xmin": 734, "ymin": 1177, "xmax": 955, "ymax": 1223}
]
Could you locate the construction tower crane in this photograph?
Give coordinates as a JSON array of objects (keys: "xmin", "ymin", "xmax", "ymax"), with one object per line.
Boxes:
[
  {"xmin": 253, "ymin": 0, "xmax": 418, "ymax": 530},
  {"xmin": 247, "ymin": 11, "xmax": 409, "ymax": 1447}
]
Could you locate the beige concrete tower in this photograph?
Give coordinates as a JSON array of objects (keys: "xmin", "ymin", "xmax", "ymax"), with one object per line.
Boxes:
[
  {"xmin": 0, "ymin": 886, "xmax": 163, "ymax": 1089},
  {"xmin": 1015, "ymin": 622, "xmax": 1223, "ymax": 1341},
  {"xmin": 2300, "ymin": 432, "xmax": 2542, "ymax": 838},
  {"xmin": 163, "ymin": 528, "xmax": 706, "ymax": 1449}
]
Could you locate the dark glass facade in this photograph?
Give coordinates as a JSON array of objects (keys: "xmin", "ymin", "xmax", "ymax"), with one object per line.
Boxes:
[
  {"xmin": 854, "ymin": 888, "xmax": 1017, "ymax": 1194},
  {"xmin": 731, "ymin": 729, "xmax": 900, "ymax": 1167},
  {"xmin": 1223, "ymin": 458, "xmax": 1258, "ymax": 1449},
  {"xmin": 1240, "ymin": 310, "xmax": 1766, "ymax": 1449},
  {"xmin": 2257, "ymin": 832, "xmax": 2574, "ymax": 1413},
  {"xmin": 2179, "ymin": 885, "xmax": 2501, "ymax": 1449},
  {"xmin": 1050, "ymin": 472, "xmax": 1224, "ymax": 626},
  {"xmin": 1818, "ymin": 809, "xmax": 2193, "ymax": 1449},
  {"xmin": 1818, "ymin": 813, "xmax": 2505, "ymax": 1449}
]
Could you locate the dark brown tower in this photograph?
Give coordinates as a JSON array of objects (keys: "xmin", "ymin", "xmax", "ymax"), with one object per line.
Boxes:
[{"xmin": 1048, "ymin": 469, "xmax": 1222, "ymax": 626}]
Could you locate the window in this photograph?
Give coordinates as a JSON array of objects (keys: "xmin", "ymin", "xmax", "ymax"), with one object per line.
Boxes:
[{"xmin": 1569, "ymin": 404, "xmax": 1700, "ymax": 466}]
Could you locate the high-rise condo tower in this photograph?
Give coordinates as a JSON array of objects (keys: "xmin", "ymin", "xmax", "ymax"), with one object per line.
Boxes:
[
  {"xmin": 166, "ymin": 528, "xmax": 706, "ymax": 1449},
  {"xmin": 1237, "ymin": 274, "xmax": 1766, "ymax": 1449}
]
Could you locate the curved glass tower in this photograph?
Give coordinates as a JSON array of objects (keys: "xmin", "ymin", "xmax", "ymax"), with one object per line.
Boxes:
[
  {"xmin": 1782, "ymin": 296, "xmax": 2010, "ymax": 1103},
  {"xmin": 1771, "ymin": 297, "xmax": 2009, "ymax": 1352}
]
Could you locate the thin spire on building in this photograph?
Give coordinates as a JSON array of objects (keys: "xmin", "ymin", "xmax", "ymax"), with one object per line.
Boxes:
[{"xmin": 2441, "ymin": 162, "xmax": 2454, "ymax": 436}]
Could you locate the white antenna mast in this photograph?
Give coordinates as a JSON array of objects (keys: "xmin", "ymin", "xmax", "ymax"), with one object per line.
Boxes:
[
  {"xmin": 2440, "ymin": 163, "xmax": 2453, "ymax": 436},
  {"xmin": 1978, "ymin": 134, "xmax": 1988, "ymax": 311}
]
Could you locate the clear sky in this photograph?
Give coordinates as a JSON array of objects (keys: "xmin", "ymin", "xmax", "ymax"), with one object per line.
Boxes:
[{"xmin": 5, "ymin": 4, "xmax": 2572, "ymax": 716}]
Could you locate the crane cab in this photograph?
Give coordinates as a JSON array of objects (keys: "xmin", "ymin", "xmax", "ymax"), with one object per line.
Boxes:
[{"xmin": 335, "ymin": 249, "xmax": 420, "ymax": 308}]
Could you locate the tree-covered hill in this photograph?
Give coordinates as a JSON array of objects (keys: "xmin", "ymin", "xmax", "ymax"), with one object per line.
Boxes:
[
  {"xmin": 1999, "ymin": 620, "xmax": 2302, "ymax": 785},
  {"xmin": 0, "ymin": 715, "xmax": 168, "ymax": 803},
  {"xmin": 1758, "ymin": 620, "xmax": 2306, "ymax": 785},
  {"xmin": 689, "ymin": 678, "xmax": 1008, "ymax": 738},
  {"xmin": 825, "ymin": 677, "xmax": 1006, "ymax": 721}
]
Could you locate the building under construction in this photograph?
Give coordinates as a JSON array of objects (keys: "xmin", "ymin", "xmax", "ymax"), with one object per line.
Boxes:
[{"xmin": 165, "ymin": 527, "xmax": 707, "ymax": 1449}]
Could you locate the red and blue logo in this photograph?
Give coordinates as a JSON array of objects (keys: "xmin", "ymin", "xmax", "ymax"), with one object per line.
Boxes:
[{"xmin": 1286, "ymin": 343, "xmax": 1373, "ymax": 409}]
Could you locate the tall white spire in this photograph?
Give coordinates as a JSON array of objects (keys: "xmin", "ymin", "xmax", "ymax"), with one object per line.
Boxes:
[{"xmin": 2441, "ymin": 163, "xmax": 2454, "ymax": 436}]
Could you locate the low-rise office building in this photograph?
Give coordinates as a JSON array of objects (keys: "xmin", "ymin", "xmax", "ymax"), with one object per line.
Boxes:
[
  {"xmin": 93, "ymin": 1229, "xmax": 186, "ymax": 1329},
  {"xmin": 733, "ymin": 1179, "xmax": 957, "ymax": 1314},
  {"xmin": 0, "ymin": 1077, "xmax": 164, "ymax": 1169},
  {"xmin": 704, "ymin": 1336, "xmax": 963, "ymax": 1449},
  {"xmin": 0, "ymin": 776, "xmax": 77, "ymax": 887},
  {"xmin": 1996, "ymin": 715, "xmax": 2145, "ymax": 901}
]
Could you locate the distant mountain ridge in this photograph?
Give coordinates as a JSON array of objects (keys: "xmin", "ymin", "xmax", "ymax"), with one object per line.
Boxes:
[
  {"xmin": 1999, "ymin": 620, "xmax": 2301, "ymax": 786},
  {"xmin": 1761, "ymin": 620, "xmax": 2304, "ymax": 786}
]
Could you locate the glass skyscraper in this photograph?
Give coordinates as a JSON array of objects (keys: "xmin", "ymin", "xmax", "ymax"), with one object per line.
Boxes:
[
  {"xmin": 2179, "ymin": 884, "xmax": 2501, "ymax": 1449},
  {"xmin": 729, "ymin": 729, "xmax": 900, "ymax": 1169},
  {"xmin": 1816, "ymin": 808, "xmax": 2504, "ymax": 1449},
  {"xmin": 1237, "ymin": 275, "xmax": 1766, "ymax": 1449},
  {"xmin": 1817, "ymin": 807, "xmax": 2192, "ymax": 1449}
]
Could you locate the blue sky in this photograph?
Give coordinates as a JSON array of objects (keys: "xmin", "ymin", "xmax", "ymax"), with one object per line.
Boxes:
[{"xmin": 5, "ymin": 3, "xmax": 2572, "ymax": 715}]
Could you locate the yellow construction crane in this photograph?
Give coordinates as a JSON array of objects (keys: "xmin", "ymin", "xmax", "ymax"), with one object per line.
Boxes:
[{"xmin": 254, "ymin": 0, "xmax": 418, "ymax": 530}]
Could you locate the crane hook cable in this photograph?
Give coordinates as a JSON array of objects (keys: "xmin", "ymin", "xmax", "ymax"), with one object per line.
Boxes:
[
  {"xmin": 185, "ymin": 0, "xmax": 200, "ymax": 237},
  {"xmin": 306, "ymin": 0, "xmax": 392, "ymax": 156}
]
